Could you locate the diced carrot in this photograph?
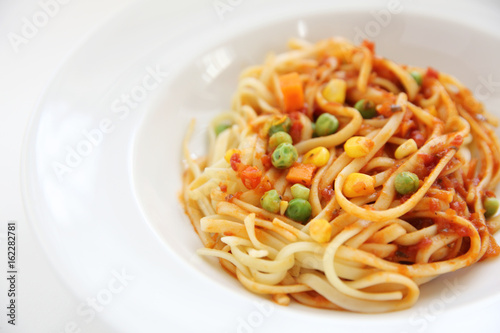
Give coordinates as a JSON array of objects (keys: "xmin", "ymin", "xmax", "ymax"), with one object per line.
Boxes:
[
  {"xmin": 286, "ymin": 163, "xmax": 317, "ymax": 187},
  {"xmin": 279, "ymin": 72, "xmax": 304, "ymax": 112}
]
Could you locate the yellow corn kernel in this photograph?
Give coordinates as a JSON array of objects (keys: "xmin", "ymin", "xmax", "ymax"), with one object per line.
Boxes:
[
  {"xmin": 344, "ymin": 136, "xmax": 374, "ymax": 158},
  {"xmin": 224, "ymin": 149, "xmax": 241, "ymax": 163},
  {"xmin": 303, "ymin": 147, "xmax": 330, "ymax": 167},
  {"xmin": 280, "ymin": 200, "xmax": 289, "ymax": 215},
  {"xmin": 343, "ymin": 173, "xmax": 375, "ymax": 198},
  {"xmin": 394, "ymin": 139, "xmax": 418, "ymax": 160},
  {"xmin": 309, "ymin": 219, "xmax": 332, "ymax": 243},
  {"xmin": 322, "ymin": 79, "xmax": 347, "ymax": 104}
]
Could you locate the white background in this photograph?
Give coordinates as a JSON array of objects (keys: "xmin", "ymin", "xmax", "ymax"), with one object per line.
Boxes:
[
  {"xmin": 0, "ymin": 1, "xmax": 499, "ymax": 332},
  {"xmin": 1, "ymin": 1, "xmax": 135, "ymax": 332}
]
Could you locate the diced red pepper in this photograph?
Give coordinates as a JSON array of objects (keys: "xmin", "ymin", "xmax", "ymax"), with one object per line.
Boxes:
[
  {"xmin": 240, "ymin": 166, "xmax": 262, "ymax": 189},
  {"xmin": 230, "ymin": 153, "xmax": 241, "ymax": 171}
]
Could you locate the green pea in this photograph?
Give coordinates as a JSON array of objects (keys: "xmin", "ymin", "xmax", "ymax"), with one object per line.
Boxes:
[
  {"xmin": 268, "ymin": 116, "xmax": 292, "ymax": 136},
  {"xmin": 260, "ymin": 190, "xmax": 282, "ymax": 214},
  {"xmin": 315, "ymin": 113, "xmax": 339, "ymax": 137},
  {"xmin": 311, "ymin": 122, "xmax": 318, "ymax": 138},
  {"xmin": 214, "ymin": 122, "xmax": 232, "ymax": 136},
  {"xmin": 410, "ymin": 71, "xmax": 423, "ymax": 86},
  {"xmin": 394, "ymin": 171, "xmax": 420, "ymax": 195},
  {"xmin": 484, "ymin": 197, "xmax": 499, "ymax": 218},
  {"xmin": 354, "ymin": 99, "xmax": 377, "ymax": 119},
  {"xmin": 271, "ymin": 143, "xmax": 298, "ymax": 169},
  {"xmin": 291, "ymin": 184, "xmax": 310, "ymax": 200},
  {"xmin": 285, "ymin": 198, "xmax": 312, "ymax": 223},
  {"xmin": 268, "ymin": 132, "xmax": 293, "ymax": 151}
]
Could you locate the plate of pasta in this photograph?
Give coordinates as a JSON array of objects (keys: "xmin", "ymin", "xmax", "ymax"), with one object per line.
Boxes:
[
  {"xmin": 179, "ymin": 36, "xmax": 500, "ymax": 313},
  {"xmin": 23, "ymin": 0, "xmax": 500, "ymax": 331}
]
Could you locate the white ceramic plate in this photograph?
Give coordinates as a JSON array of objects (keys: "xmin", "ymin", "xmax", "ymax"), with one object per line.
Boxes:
[{"xmin": 22, "ymin": 0, "xmax": 500, "ymax": 332}]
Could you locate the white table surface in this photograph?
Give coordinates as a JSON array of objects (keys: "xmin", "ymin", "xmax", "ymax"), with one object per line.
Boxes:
[{"xmin": 1, "ymin": 1, "xmax": 499, "ymax": 332}]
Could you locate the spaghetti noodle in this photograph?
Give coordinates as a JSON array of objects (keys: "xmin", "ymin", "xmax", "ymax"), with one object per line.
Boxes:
[{"xmin": 181, "ymin": 37, "xmax": 500, "ymax": 312}]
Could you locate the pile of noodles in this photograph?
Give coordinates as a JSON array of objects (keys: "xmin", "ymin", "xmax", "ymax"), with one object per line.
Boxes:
[{"xmin": 181, "ymin": 37, "xmax": 500, "ymax": 312}]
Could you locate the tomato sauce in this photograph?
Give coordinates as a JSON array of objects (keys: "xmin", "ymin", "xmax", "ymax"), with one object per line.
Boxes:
[
  {"xmin": 229, "ymin": 152, "xmax": 264, "ymax": 190},
  {"xmin": 426, "ymin": 67, "xmax": 439, "ymax": 79},
  {"xmin": 225, "ymin": 191, "xmax": 242, "ymax": 202},
  {"xmin": 483, "ymin": 237, "xmax": 500, "ymax": 259},
  {"xmin": 397, "ymin": 237, "xmax": 433, "ymax": 261},
  {"xmin": 410, "ymin": 130, "xmax": 426, "ymax": 147},
  {"xmin": 421, "ymin": 67, "xmax": 439, "ymax": 90},
  {"xmin": 428, "ymin": 198, "xmax": 441, "ymax": 213},
  {"xmin": 289, "ymin": 112, "xmax": 304, "ymax": 144},
  {"xmin": 485, "ymin": 190, "xmax": 496, "ymax": 198},
  {"xmin": 398, "ymin": 110, "xmax": 416, "ymax": 137},
  {"xmin": 261, "ymin": 153, "xmax": 272, "ymax": 170},
  {"xmin": 449, "ymin": 134, "xmax": 463, "ymax": 148},
  {"xmin": 438, "ymin": 175, "xmax": 468, "ymax": 199},
  {"xmin": 361, "ymin": 39, "xmax": 375, "ymax": 53},
  {"xmin": 417, "ymin": 237, "xmax": 433, "ymax": 249},
  {"xmin": 430, "ymin": 189, "xmax": 451, "ymax": 203},
  {"xmin": 414, "ymin": 153, "xmax": 438, "ymax": 178},
  {"xmin": 376, "ymin": 102, "xmax": 396, "ymax": 117},
  {"xmin": 321, "ymin": 185, "xmax": 335, "ymax": 202},
  {"xmin": 436, "ymin": 217, "xmax": 470, "ymax": 237},
  {"xmin": 449, "ymin": 200, "xmax": 467, "ymax": 217}
]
